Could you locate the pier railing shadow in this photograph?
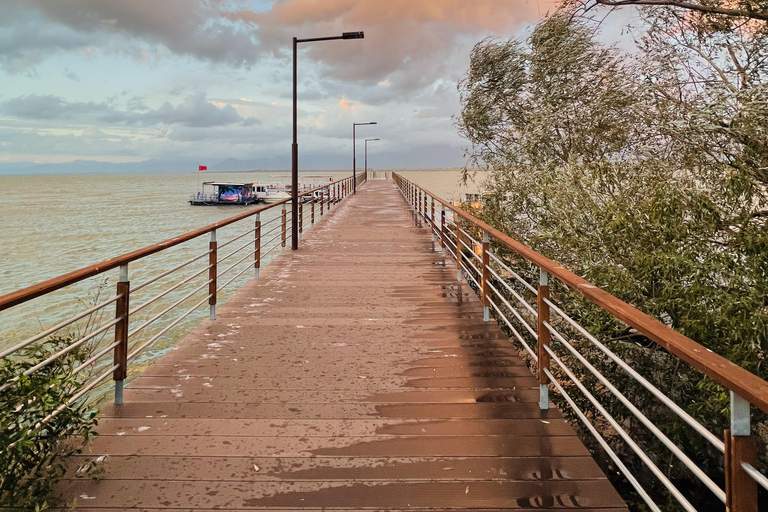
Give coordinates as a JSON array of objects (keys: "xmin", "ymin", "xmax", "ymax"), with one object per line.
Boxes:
[{"xmin": 394, "ymin": 172, "xmax": 768, "ymax": 512}]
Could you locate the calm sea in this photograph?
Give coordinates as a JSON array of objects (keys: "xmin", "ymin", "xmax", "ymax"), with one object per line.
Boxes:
[{"xmin": 0, "ymin": 169, "xmax": 482, "ymax": 366}]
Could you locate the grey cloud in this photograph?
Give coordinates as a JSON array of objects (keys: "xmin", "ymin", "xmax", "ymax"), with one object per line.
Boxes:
[
  {"xmin": 143, "ymin": 92, "xmax": 244, "ymax": 128},
  {"xmin": 0, "ymin": 95, "xmax": 111, "ymax": 120},
  {"xmin": 64, "ymin": 68, "xmax": 80, "ymax": 82},
  {"xmin": 0, "ymin": 4, "xmax": 99, "ymax": 73},
  {"xmin": 0, "ymin": 92, "xmax": 259, "ymax": 128},
  {"xmin": 1, "ymin": 1, "xmax": 540, "ymax": 99},
  {"xmin": 1, "ymin": 0, "xmax": 261, "ymax": 70}
]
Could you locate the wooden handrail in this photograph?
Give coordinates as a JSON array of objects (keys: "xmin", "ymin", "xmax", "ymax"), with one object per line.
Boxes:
[
  {"xmin": 0, "ymin": 178, "xmax": 348, "ymax": 313},
  {"xmin": 395, "ymin": 173, "xmax": 768, "ymax": 414}
]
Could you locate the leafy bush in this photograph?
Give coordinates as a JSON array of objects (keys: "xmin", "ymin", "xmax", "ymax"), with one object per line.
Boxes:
[{"xmin": 1, "ymin": 334, "xmax": 99, "ymax": 510}]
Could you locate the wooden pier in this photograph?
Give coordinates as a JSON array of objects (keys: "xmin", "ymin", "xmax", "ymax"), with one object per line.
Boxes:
[{"xmin": 58, "ymin": 180, "xmax": 627, "ymax": 510}]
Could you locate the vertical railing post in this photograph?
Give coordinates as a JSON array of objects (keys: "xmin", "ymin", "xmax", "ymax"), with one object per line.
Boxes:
[
  {"xmin": 440, "ymin": 204, "xmax": 446, "ymax": 258},
  {"xmin": 456, "ymin": 216, "xmax": 463, "ymax": 282},
  {"xmin": 725, "ymin": 392, "xmax": 757, "ymax": 512},
  {"xmin": 281, "ymin": 206, "xmax": 287, "ymax": 249},
  {"xmin": 431, "ymin": 198, "xmax": 436, "ymax": 246},
  {"xmin": 299, "ymin": 200, "xmax": 303, "ymax": 241},
  {"xmin": 113, "ymin": 264, "xmax": 129, "ymax": 405},
  {"xmin": 311, "ymin": 195, "xmax": 315, "ymax": 225},
  {"xmin": 417, "ymin": 189, "xmax": 422, "ymax": 227},
  {"xmin": 320, "ymin": 191, "xmax": 324, "ymax": 216},
  {"xmin": 209, "ymin": 230, "xmax": 217, "ymax": 320},
  {"xmin": 481, "ymin": 231, "xmax": 490, "ymax": 322},
  {"xmin": 254, "ymin": 214, "xmax": 261, "ymax": 279},
  {"xmin": 537, "ymin": 269, "xmax": 550, "ymax": 410}
]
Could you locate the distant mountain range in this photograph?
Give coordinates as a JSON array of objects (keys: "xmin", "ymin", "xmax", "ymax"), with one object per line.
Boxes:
[{"xmin": 0, "ymin": 144, "xmax": 465, "ymax": 175}]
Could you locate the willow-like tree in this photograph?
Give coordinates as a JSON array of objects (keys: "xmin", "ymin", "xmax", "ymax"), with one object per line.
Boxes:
[{"xmin": 457, "ymin": 12, "xmax": 768, "ymax": 510}]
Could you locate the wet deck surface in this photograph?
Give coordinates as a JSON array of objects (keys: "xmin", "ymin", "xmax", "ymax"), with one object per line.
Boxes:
[{"xmin": 58, "ymin": 180, "xmax": 627, "ymax": 511}]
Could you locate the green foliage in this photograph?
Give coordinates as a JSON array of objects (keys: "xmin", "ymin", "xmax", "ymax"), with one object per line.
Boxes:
[
  {"xmin": 457, "ymin": 11, "xmax": 768, "ymax": 511},
  {"xmin": 1, "ymin": 335, "xmax": 99, "ymax": 510}
]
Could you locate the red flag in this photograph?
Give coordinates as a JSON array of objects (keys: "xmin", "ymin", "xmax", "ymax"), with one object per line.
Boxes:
[{"xmin": 198, "ymin": 165, "xmax": 207, "ymax": 171}]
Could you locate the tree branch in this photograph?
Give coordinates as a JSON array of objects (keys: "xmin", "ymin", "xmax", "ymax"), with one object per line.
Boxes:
[{"xmin": 595, "ymin": 0, "xmax": 768, "ymax": 21}]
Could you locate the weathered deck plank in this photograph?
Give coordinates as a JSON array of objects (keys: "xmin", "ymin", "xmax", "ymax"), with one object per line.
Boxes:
[{"xmin": 57, "ymin": 180, "xmax": 627, "ymax": 511}]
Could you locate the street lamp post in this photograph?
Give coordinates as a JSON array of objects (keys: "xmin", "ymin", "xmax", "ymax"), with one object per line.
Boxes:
[
  {"xmin": 292, "ymin": 31, "xmax": 364, "ymax": 251},
  {"xmin": 353, "ymin": 122, "xmax": 376, "ymax": 194},
  {"xmin": 365, "ymin": 138, "xmax": 380, "ymax": 179}
]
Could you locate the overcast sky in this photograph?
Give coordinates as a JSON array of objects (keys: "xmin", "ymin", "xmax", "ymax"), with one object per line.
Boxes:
[{"xmin": 0, "ymin": 0, "xmax": 564, "ymax": 171}]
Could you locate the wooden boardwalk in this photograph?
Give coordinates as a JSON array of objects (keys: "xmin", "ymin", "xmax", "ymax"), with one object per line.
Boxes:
[{"xmin": 59, "ymin": 180, "xmax": 627, "ymax": 511}]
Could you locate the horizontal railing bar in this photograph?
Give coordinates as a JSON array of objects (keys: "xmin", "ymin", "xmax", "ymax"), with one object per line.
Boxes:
[
  {"xmin": 262, "ymin": 232, "xmax": 283, "ymax": 248},
  {"xmin": 488, "ymin": 281, "xmax": 538, "ymax": 339},
  {"xmin": 130, "ymin": 265, "xmax": 211, "ymax": 316},
  {"xmin": 545, "ymin": 321, "xmax": 726, "ymax": 502},
  {"xmin": 399, "ymin": 175, "xmax": 768, "ymax": 413},
  {"xmin": 21, "ymin": 316, "xmax": 122, "ymax": 377},
  {"xmin": 260, "ymin": 243, "xmax": 283, "ymax": 259},
  {"xmin": 217, "ymin": 249, "xmax": 256, "ymax": 280},
  {"xmin": 71, "ymin": 340, "xmax": 121, "ymax": 376},
  {"xmin": 544, "ymin": 344, "xmax": 696, "ymax": 512},
  {"xmin": 458, "ymin": 252, "xmax": 478, "ymax": 275},
  {"xmin": 217, "ymin": 238, "xmax": 254, "ymax": 265},
  {"xmin": 742, "ymin": 462, "xmax": 768, "ymax": 491},
  {"xmin": 260, "ymin": 215, "xmax": 282, "ymax": 227},
  {"xmin": 445, "ymin": 243, "xmax": 457, "ymax": 261},
  {"xmin": 459, "ymin": 227, "xmax": 480, "ymax": 247},
  {"xmin": 260, "ymin": 223, "xmax": 282, "ymax": 238},
  {"xmin": 217, "ymin": 261, "xmax": 255, "ymax": 294},
  {"xmin": 127, "ymin": 294, "xmax": 211, "ymax": 362},
  {"xmin": 128, "ymin": 279, "xmax": 211, "ymax": 339},
  {"xmin": 458, "ymin": 237, "xmax": 483, "ymax": 262},
  {"xmin": 41, "ymin": 363, "xmax": 119, "ymax": 424},
  {"xmin": 543, "ymin": 367, "xmax": 662, "ymax": 512},
  {"xmin": 218, "ymin": 227, "xmax": 256, "ymax": 249},
  {"xmin": 0, "ymin": 176, "xmax": 347, "ymax": 312},
  {"xmin": 460, "ymin": 261, "xmax": 481, "ymax": 289},
  {"xmin": 0, "ymin": 293, "xmax": 121, "ymax": 360},
  {"xmin": 461, "ymin": 251, "xmax": 482, "ymax": 277},
  {"xmin": 8, "ymin": 358, "xmax": 120, "ymax": 450},
  {"xmin": 488, "ymin": 251, "xmax": 538, "ymax": 294},
  {"xmin": 544, "ymin": 296, "xmax": 725, "ymax": 452},
  {"xmin": 487, "ymin": 295, "xmax": 537, "ymax": 362},
  {"xmin": 132, "ymin": 250, "xmax": 212, "ymax": 293},
  {"xmin": 487, "ymin": 266, "xmax": 538, "ymax": 317}
]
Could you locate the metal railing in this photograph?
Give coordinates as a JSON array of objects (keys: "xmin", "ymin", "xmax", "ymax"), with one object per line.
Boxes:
[
  {"xmin": 394, "ymin": 172, "xmax": 768, "ymax": 512},
  {"xmin": 0, "ymin": 175, "xmax": 360, "ymax": 429}
]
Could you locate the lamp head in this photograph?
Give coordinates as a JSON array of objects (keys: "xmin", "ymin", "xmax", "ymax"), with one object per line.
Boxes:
[{"xmin": 342, "ymin": 31, "xmax": 364, "ymax": 39}]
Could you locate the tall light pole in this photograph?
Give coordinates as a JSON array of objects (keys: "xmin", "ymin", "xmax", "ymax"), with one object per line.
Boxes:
[
  {"xmin": 365, "ymin": 138, "xmax": 379, "ymax": 178},
  {"xmin": 292, "ymin": 31, "xmax": 364, "ymax": 251},
  {"xmin": 353, "ymin": 121, "xmax": 376, "ymax": 194}
]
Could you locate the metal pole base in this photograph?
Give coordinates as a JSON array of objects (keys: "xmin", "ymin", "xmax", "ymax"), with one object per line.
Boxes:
[
  {"xmin": 483, "ymin": 306, "xmax": 490, "ymax": 322},
  {"xmin": 457, "ymin": 269, "xmax": 462, "ymax": 282},
  {"xmin": 209, "ymin": 304, "xmax": 216, "ymax": 320},
  {"xmin": 539, "ymin": 384, "xmax": 549, "ymax": 410},
  {"xmin": 255, "ymin": 268, "xmax": 260, "ymax": 280},
  {"xmin": 115, "ymin": 380, "xmax": 124, "ymax": 405}
]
